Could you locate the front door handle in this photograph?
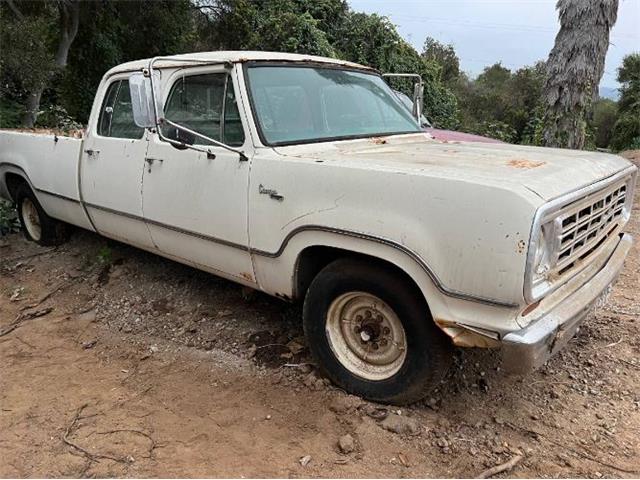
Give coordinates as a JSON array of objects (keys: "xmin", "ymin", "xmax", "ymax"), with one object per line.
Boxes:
[
  {"xmin": 84, "ymin": 148, "xmax": 100, "ymax": 156},
  {"xmin": 145, "ymin": 157, "xmax": 163, "ymax": 172}
]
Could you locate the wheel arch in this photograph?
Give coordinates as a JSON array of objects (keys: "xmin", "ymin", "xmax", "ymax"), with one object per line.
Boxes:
[
  {"xmin": 294, "ymin": 245, "xmax": 430, "ymax": 313},
  {"xmin": 253, "ymin": 228, "xmax": 450, "ymax": 323},
  {"xmin": 4, "ymin": 171, "xmax": 30, "ymax": 201}
]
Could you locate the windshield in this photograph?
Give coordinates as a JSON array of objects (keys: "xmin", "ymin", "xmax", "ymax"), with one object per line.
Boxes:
[{"xmin": 246, "ymin": 65, "xmax": 421, "ymax": 146}]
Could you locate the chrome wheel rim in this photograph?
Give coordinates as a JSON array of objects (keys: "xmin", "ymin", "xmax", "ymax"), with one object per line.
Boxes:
[
  {"xmin": 326, "ymin": 291, "xmax": 407, "ymax": 381},
  {"xmin": 21, "ymin": 198, "xmax": 42, "ymax": 241}
]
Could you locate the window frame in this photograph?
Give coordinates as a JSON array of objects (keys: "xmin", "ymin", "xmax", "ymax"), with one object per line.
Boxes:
[
  {"xmin": 242, "ymin": 61, "xmax": 421, "ymax": 148},
  {"xmin": 163, "ymin": 69, "xmax": 246, "ymax": 148},
  {"xmin": 95, "ymin": 78, "xmax": 145, "ymax": 140}
]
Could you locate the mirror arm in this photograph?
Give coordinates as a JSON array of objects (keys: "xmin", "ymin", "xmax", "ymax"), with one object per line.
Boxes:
[{"xmin": 160, "ymin": 118, "xmax": 248, "ymax": 161}]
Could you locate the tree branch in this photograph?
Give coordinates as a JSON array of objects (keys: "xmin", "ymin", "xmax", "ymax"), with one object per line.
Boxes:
[{"xmin": 5, "ymin": 0, "xmax": 24, "ymax": 20}]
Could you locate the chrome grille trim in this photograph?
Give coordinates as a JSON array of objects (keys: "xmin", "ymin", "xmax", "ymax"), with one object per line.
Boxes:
[
  {"xmin": 524, "ymin": 166, "xmax": 637, "ymax": 303},
  {"xmin": 554, "ymin": 180, "xmax": 627, "ymax": 273}
]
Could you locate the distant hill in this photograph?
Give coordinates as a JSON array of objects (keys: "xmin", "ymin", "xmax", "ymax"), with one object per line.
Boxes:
[{"xmin": 599, "ymin": 86, "xmax": 619, "ymax": 101}]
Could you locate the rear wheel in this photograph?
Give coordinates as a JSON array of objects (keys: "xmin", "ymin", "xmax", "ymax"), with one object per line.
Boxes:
[
  {"xmin": 303, "ymin": 258, "xmax": 452, "ymax": 404},
  {"xmin": 15, "ymin": 183, "xmax": 68, "ymax": 246}
]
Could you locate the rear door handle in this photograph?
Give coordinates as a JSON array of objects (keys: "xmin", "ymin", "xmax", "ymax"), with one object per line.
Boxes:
[{"xmin": 84, "ymin": 148, "xmax": 100, "ymax": 156}]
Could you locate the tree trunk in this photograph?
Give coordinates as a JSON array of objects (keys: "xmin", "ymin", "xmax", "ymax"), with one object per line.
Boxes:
[
  {"xmin": 541, "ymin": 0, "xmax": 618, "ymax": 149},
  {"xmin": 21, "ymin": 1, "xmax": 80, "ymax": 127}
]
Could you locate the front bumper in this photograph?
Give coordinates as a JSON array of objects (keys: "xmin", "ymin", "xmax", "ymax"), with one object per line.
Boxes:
[{"xmin": 502, "ymin": 233, "xmax": 633, "ymax": 374}]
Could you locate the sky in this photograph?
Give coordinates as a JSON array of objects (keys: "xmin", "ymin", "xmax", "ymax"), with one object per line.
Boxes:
[{"xmin": 349, "ymin": 0, "xmax": 640, "ymax": 89}]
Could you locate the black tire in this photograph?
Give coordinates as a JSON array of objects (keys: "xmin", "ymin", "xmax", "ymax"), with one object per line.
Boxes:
[
  {"xmin": 303, "ymin": 258, "xmax": 452, "ymax": 405},
  {"xmin": 15, "ymin": 183, "xmax": 68, "ymax": 246}
]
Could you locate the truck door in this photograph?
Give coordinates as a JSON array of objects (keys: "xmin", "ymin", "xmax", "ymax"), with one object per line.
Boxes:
[
  {"xmin": 141, "ymin": 68, "xmax": 254, "ymax": 284},
  {"xmin": 80, "ymin": 76, "xmax": 154, "ymax": 248}
]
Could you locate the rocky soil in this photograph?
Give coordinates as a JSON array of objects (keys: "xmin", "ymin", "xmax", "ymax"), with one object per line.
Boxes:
[{"xmin": 0, "ymin": 153, "xmax": 638, "ymax": 477}]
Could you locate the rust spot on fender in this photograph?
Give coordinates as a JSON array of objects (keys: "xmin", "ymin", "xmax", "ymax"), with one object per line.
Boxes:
[
  {"xmin": 507, "ymin": 159, "xmax": 545, "ymax": 169},
  {"xmin": 239, "ymin": 272, "xmax": 254, "ymax": 282},
  {"xmin": 516, "ymin": 239, "xmax": 526, "ymax": 254},
  {"xmin": 434, "ymin": 319, "xmax": 501, "ymax": 348},
  {"xmin": 370, "ymin": 137, "xmax": 387, "ymax": 145}
]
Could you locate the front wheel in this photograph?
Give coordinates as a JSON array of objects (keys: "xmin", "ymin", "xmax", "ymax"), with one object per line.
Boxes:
[{"xmin": 303, "ymin": 258, "xmax": 452, "ymax": 405}]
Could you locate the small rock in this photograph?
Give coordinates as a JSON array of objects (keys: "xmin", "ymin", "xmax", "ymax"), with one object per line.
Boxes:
[
  {"xmin": 364, "ymin": 405, "xmax": 389, "ymax": 420},
  {"xmin": 298, "ymin": 364, "xmax": 313, "ymax": 374},
  {"xmin": 436, "ymin": 438, "xmax": 449, "ymax": 448},
  {"xmin": 77, "ymin": 309, "xmax": 97, "ymax": 323},
  {"xmin": 379, "ymin": 413, "xmax": 422, "ymax": 435},
  {"xmin": 329, "ymin": 396, "xmax": 356, "ymax": 414},
  {"xmin": 81, "ymin": 339, "xmax": 97, "ymax": 349},
  {"xmin": 303, "ymin": 373, "xmax": 317, "ymax": 389},
  {"xmin": 338, "ymin": 434, "xmax": 355, "ymax": 454},
  {"xmin": 299, "ymin": 455, "xmax": 312, "ymax": 467},
  {"xmin": 265, "ymin": 414, "xmax": 272, "ymax": 420}
]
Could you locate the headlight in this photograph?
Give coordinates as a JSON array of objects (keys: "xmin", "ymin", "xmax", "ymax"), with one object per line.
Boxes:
[{"xmin": 526, "ymin": 219, "xmax": 561, "ymax": 302}]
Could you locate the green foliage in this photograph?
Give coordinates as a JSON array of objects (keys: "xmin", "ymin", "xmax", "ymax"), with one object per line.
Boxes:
[
  {"xmin": 0, "ymin": 199, "xmax": 19, "ymax": 236},
  {"xmin": 454, "ymin": 62, "xmax": 545, "ymax": 143},
  {"xmin": 0, "ymin": 97, "xmax": 24, "ymax": 128},
  {"xmin": 589, "ymin": 99, "xmax": 618, "ymax": 148},
  {"xmin": 34, "ymin": 104, "xmax": 83, "ymax": 131},
  {"xmin": 422, "ymin": 37, "xmax": 459, "ymax": 85},
  {"xmin": 0, "ymin": 4, "xmax": 59, "ymax": 127},
  {"xmin": 610, "ymin": 53, "xmax": 640, "ymax": 151},
  {"xmin": 97, "ymin": 245, "xmax": 113, "ymax": 266}
]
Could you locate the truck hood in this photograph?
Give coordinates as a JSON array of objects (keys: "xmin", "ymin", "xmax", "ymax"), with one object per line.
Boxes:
[{"xmin": 273, "ymin": 133, "xmax": 634, "ymax": 201}]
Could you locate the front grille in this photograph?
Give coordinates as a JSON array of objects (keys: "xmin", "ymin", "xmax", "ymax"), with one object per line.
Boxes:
[{"xmin": 555, "ymin": 180, "xmax": 628, "ymax": 274}]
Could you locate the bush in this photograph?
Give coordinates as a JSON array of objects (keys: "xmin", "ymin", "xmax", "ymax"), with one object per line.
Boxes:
[{"xmin": 0, "ymin": 199, "xmax": 19, "ymax": 236}]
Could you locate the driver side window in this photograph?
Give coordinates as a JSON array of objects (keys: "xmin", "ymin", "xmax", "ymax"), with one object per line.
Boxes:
[{"xmin": 165, "ymin": 73, "xmax": 245, "ymax": 147}]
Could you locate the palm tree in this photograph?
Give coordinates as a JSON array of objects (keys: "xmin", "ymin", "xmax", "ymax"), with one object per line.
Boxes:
[{"xmin": 541, "ymin": 0, "xmax": 618, "ymax": 149}]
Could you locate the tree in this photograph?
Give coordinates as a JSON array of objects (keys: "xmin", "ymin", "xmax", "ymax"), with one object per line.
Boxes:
[
  {"xmin": 3, "ymin": 0, "xmax": 81, "ymax": 127},
  {"xmin": 454, "ymin": 62, "xmax": 545, "ymax": 143},
  {"xmin": 421, "ymin": 37, "xmax": 460, "ymax": 85},
  {"xmin": 610, "ymin": 53, "xmax": 640, "ymax": 151},
  {"xmin": 541, "ymin": 0, "xmax": 618, "ymax": 149},
  {"xmin": 59, "ymin": 0, "xmax": 195, "ymax": 122}
]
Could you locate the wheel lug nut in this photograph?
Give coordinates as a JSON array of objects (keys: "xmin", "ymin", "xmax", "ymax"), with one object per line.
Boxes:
[
  {"xmin": 372, "ymin": 343, "xmax": 379, "ymax": 350},
  {"xmin": 380, "ymin": 338, "xmax": 388, "ymax": 347},
  {"xmin": 383, "ymin": 327, "xmax": 390, "ymax": 335},
  {"xmin": 354, "ymin": 326, "xmax": 361, "ymax": 333},
  {"xmin": 356, "ymin": 315, "xmax": 363, "ymax": 321},
  {"xmin": 365, "ymin": 310, "xmax": 372, "ymax": 318}
]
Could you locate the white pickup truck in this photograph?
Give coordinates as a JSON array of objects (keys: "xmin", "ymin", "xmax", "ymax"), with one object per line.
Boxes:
[{"xmin": 0, "ymin": 51, "xmax": 636, "ymax": 404}]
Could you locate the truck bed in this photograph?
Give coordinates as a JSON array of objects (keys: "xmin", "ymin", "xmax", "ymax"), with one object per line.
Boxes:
[{"xmin": 0, "ymin": 129, "xmax": 93, "ymax": 230}]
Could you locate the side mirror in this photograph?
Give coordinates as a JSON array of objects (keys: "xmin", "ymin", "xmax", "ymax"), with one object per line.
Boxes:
[{"xmin": 129, "ymin": 72, "xmax": 159, "ymax": 128}]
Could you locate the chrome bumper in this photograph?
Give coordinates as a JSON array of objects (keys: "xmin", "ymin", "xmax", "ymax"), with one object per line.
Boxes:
[{"xmin": 502, "ymin": 233, "xmax": 633, "ymax": 374}]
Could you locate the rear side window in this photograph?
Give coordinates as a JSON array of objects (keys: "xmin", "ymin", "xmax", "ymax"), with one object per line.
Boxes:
[
  {"xmin": 97, "ymin": 80, "xmax": 144, "ymax": 139},
  {"xmin": 164, "ymin": 73, "xmax": 245, "ymax": 146}
]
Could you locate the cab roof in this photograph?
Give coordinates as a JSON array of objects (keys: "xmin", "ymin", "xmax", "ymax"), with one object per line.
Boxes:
[{"xmin": 105, "ymin": 51, "xmax": 374, "ymax": 76}]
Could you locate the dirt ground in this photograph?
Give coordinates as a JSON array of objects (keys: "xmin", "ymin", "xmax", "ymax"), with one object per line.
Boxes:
[{"xmin": 1, "ymin": 154, "xmax": 639, "ymax": 478}]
